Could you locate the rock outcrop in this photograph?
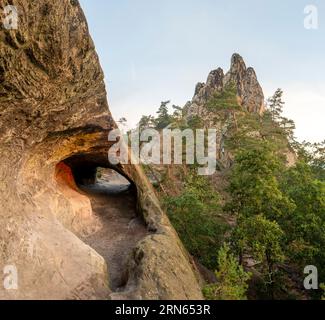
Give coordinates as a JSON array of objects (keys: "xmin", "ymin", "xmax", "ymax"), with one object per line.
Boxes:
[
  {"xmin": 0, "ymin": 0, "xmax": 202, "ymax": 300},
  {"xmin": 182, "ymin": 54, "xmax": 266, "ymax": 169},
  {"xmin": 185, "ymin": 53, "xmax": 265, "ymax": 118}
]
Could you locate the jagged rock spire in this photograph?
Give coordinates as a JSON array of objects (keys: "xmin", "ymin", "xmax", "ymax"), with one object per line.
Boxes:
[{"xmin": 186, "ymin": 53, "xmax": 265, "ymax": 117}]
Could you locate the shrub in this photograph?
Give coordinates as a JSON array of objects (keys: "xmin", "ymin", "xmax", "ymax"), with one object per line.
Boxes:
[{"xmin": 203, "ymin": 244, "xmax": 251, "ymax": 300}]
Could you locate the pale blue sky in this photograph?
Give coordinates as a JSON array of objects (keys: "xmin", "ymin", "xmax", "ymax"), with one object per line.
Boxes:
[{"xmin": 79, "ymin": 0, "xmax": 325, "ymax": 142}]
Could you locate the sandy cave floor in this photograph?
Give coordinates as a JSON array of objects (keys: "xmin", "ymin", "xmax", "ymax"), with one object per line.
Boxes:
[{"xmin": 79, "ymin": 172, "xmax": 149, "ymax": 291}]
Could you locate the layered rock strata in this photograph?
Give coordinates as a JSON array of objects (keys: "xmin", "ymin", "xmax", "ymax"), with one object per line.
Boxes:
[{"xmin": 0, "ymin": 0, "xmax": 202, "ymax": 300}]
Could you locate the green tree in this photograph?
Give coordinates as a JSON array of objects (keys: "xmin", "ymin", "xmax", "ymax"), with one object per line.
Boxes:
[
  {"xmin": 279, "ymin": 116, "xmax": 296, "ymax": 141},
  {"xmin": 155, "ymin": 100, "xmax": 172, "ymax": 129},
  {"xmin": 138, "ymin": 115, "xmax": 155, "ymax": 131},
  {"xmin": 170, "ymin": 104, "xmax": 187, "ymax": 128},
  {"xmin": 207, "ymin": 83, "xmax": 239, "ymax": 112},
  {"xmin": 219, "ymin": 88, "xmax": 295, "ymax": 162},
  {"xmin": 164, "ymin": 173, "xmax": 227, "ymax": 269},
  {"xmin": 203, "ymin": 244, "xmax": 251, "ymax": 300},
  {"xmin": 268, "ymin": 88, "xmax": 285, "ymax": 122},
  {"xmin": 266, "ymin": 89, "xmax": 296, "ymax": 140},
  {"xmin": 280, "ymin": 162, "xmax": 325, "ymax": 286},
  {"xmin": 172, "ymin": 104, "xmax": 183, "ymax": 119},
  {"xmin": 232, "ymin": 215, "xmax": 285, "ymax": 297},
  {"xmin": 187, "ymin": 115, "xmax": 203, "ymax": 129},
  {"xmin": 206, "ymin": 83, "xmax": 240, "ymax": 134},
  {"xmin": 280, "ymin": 162, "xmax": 325, "ymax": 243},
  {"xmin": 293, "ymin": 140, "xmax": 325, "ymax": 180},
  {"xmin": 226, "ymin": 143, "xmax": 295, "ymax": 221}
]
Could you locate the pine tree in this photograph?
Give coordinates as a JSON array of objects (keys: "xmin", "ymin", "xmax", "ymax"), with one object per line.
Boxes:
[
  {"xmin": 155, "ymin": 100, "xmax": 172, "ymax": 129},
  {"xmin": 203, "ymin": 244, "xmax": 251, "ymax": 300},
  {"xmin": 268, "ymin": 88, "xmax": 285, "ymax": 122},
  {"xmin": 267, "ymin": 89, "xmax": 296, "ymax": 140},
  {"xmin": 138, "ymin": 115, "xmax": 155, "ymax": 131}
]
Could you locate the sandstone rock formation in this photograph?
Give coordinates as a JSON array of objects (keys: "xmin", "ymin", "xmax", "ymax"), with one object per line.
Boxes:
[
  {"xmin": 0, "ymin": 0, "xmax": 202, "ymax": 300},
  {"xmin": 182, "ymin": 54, "xmax": 267, "ymax": 169},
  {"xmin": 185, "ymin": 53, "xmax": 265, "ymax": 119},
  {"xmin": 180, "ymin": 53, "xmax": 296, "ymax": 175}
]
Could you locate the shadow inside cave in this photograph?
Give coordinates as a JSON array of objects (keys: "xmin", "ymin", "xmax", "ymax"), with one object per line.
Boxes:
[{"xmin": 59, "ymin": 156, "xmax": 149, "ymax": 292}]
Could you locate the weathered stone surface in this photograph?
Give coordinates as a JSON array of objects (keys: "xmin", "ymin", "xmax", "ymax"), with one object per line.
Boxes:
[
  {"xmin": 182, "ymin": 54, "xmax": 266, "ymax": 169},
  {"xmin": 0, "ymin": 0, "xmax": 202, "ymax": 300},
  {"xmin": 185, "ymin": 53, "xmax": 265, "ymax": 118}
]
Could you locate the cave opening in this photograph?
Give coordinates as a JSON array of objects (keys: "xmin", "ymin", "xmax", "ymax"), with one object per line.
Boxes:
[{"xmin": 56, "ymin": 154, "xmax": 149, "ymax": 292}]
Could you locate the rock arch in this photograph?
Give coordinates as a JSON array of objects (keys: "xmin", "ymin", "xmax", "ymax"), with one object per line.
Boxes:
[{"xmin": 0, "ymin": 0, "xmax": 202, "ymax": 300}]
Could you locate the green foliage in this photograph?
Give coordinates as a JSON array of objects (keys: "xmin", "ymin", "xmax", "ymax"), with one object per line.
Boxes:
[
  {"xmin": 280, "ymin": 162, "xmax": 325, "ymax": 284},
  {"xmin": 227, "ymin": 139, "xmax": 325, "ymax": 298},
  {"xmin": 226, "ymin": 142, "xmax": 295, "ymax": 220},
  {"xmin": 226, "ymin": 113, "xmax": 264, "ymax": 154},
  {"xmin": 171, "ymin": 104, "xmax": 187, "ymax": 128},
  {"xmin": 267, "ymin": 88, "xmax": 285, "ymax": 122},
  {"xmin": 138, "ymin": 115, "xmax": 155, "ymax": 131},
  {"xmin": 226, "ymin": 89, "xmax": 295, "ymax": 156},
  {"xmin": 260, "ymin": 111, "xmax": 294, "ymax": 148},
  {"xmin": 137, "ymin": 87, "xmax": 325, "ymax": 300},
  {"xmin": 225, "ymin": 89, "xmax": 294, "ymax": 157},
  {"xmin": 233, "ymin": 215, "xmax": 285, "ymax": 267},
  {"xmin": 266, "ymin": 89, "xmax": 296, "ymax": 141},
  {"xmin": 155, "ymin": 100, "xmax": 173, "ymax": 129},
  {"xmin": 138, "ymin": 100, "xmax": 188, "ymax": 130},
  {"xmin": 203, "ymin": 244, "xmax": 251, "ymax": 300},
  {"xmin": 225, "ymin": 142, "xmax": 297, "ymax": 297},
  {"xmin": 187, "ymin": 115, "xmax": 204, "ymax": 129},
  {"xmin": 164, "ymin": 173, "xmax": 227, "ymax": 269},
  {"xmin": 206, "ymin": 83, "xmax": 239, "ymax": 113},
  {"xmin": 321, "ymin": 284, "xmax": 325, "ymax": 300},
  {"xmin": 232, "ymin": 215, "xmax": 285, "ymax": 298},
  {"xmin": 293, "ymin": 140, "xmax": 325, "ymax": 181}
]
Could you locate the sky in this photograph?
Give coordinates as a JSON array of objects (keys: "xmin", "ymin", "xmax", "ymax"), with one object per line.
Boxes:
[{"xmin": 79, "ymin": 0, "xmax": 325, "ymax": 143}]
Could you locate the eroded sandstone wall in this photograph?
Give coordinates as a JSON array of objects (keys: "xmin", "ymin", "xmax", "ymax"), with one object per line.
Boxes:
[{"xmin": 0, "ymin": 0, "xmax": 202, "ymax": 300}]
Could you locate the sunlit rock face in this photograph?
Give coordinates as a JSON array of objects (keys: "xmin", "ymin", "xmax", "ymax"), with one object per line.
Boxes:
[
  {"xmin": 0, "ymin": 0, "xmax": 202, "ymax": 300},
  {"xmin": 185, "ymin": 53, "xmax": 265, "ymax": 118},
  {"xmin": 182, "ymin": 54, "xmax": 266, "ymax": 169}
]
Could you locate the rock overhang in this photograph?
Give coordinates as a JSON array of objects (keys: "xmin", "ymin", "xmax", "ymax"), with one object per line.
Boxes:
[{"xmin": 0, "ymin": 0, "xmax": 203, "ymax": 300}]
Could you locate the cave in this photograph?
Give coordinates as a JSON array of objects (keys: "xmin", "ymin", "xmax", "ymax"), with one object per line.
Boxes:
[
  {"xmin": 56, "ymin": 154, "xmax": 148, "ymax": 292},
  {"xmin": 0, "ymin": 0, "xmax": 203, "ymax": 300},
  {"xmin": 62, "ymin": 152, "xmax": 133, "ymax": 186}
]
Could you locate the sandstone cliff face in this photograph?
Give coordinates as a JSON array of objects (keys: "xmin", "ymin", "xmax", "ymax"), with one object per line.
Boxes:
[
  {"xmin": 185, "ymin": 53, "xmax": 265, "ymax": 119},
  {"xmin": 0, "ymin": 0, "xmax": 202, "ymax": 300}
]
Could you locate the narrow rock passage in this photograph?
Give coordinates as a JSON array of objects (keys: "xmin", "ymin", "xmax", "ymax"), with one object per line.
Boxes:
[{"xmin": 79, "ymin": 170, "xmax": 149, "ymax": 291}]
